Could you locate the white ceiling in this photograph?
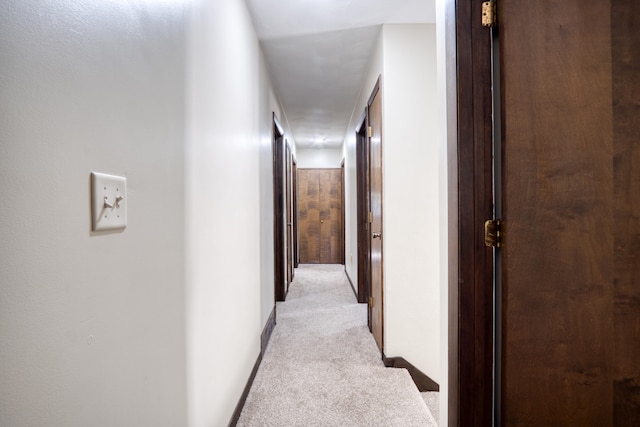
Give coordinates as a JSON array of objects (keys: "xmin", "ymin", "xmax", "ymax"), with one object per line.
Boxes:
[{"xmin": 244, "ymin": 0, "xmax": 436, "ymax": 149}]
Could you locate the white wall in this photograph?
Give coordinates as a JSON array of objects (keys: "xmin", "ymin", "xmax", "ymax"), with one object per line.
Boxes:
[
  {"xmin": 258, "ymin": 52, "xmax": 292, "ymax": 341},
  {"xmin": 344, "ymin": 28, "xmax": 384, "ymax": 286},
  {"xmin": 436, "ymin": 1, "xmax": 455, "ymax": 424},
  {"xmin": 0, "ymin": 1, "xmax": 187, "ymax": 426},
  {"xmin": 1, "ymin": 0, "xmax": 288, "ymax": 425},
  {"xmin": 343, "ymin": 24, "xmax": 441, "ymax": 384},
  {"xmin": 296, "ymin": 147, "xmax": 344, "ymax": 168},
  {"xmin": 382, "ymin": 24, "xmax": 441, "ymax": 383},
  {"xmin": 186, "ymin": 0, "xmax": 290, "ymax": 425}
]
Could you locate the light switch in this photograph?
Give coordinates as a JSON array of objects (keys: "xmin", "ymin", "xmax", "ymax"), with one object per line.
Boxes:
[{"xmin": 91, "ymin": 172, "xmax": 127, "ymax": 231}]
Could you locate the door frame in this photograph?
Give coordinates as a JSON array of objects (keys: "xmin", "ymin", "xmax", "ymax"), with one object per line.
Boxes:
[
  {"xmin": 273, "ymin": 113, "xmax": 287, "ymax": 302},
  {"xmin": 355, "ymin": 110, "xmax": 370, "ymax": 305},
  {"xmin": 367, "ymin": 77, "xmax": 384, "ymax": 353},
  {"xmin": 341, "ymin": 159, "xmax": 346, "ymax": 265},
  {"xmin": 449, "ymin": 0, "xmax": 495, "ymax": 425},
  {"xmin": 285, "ymin": 141, "xmax": 294, "ymax": 288},
  {"xmin": 292, "ymin": 157, "xmax": 299, "ymax": 268}
]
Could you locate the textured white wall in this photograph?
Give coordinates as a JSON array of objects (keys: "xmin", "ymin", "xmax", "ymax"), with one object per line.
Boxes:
[
  {"xmin": 382, "ymin": 23, "xmax": 441, "ymax": 384},
  {"xmin": 0, "ymin": 1, "xmax": 187, "ymax": 426},
  {"xmin": 343, "ymin": 24, "xmax": 442, "ymax": 385},
  {"xmin": 259, "ymin": 54, "xmax": 276, "ymax": 332},
  {"xmin": 344, "ymin": 28, "xmax": 384, "ymax": 287},
  {"xmin": 296, "ymin": 148, "xmax": 344, "ymax": 169},
  {"xmin": 186, "ymin": 0, "xmax": 288, "ymax": 425}
]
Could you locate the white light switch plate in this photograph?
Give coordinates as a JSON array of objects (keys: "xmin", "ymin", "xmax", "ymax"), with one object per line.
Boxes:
[{"xmin": 91, "ymin": 172, "xmax": 127, "ymax": 231}]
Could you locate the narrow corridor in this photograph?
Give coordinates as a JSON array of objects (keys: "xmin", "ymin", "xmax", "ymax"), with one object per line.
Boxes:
[{"xmin": 237, "ymin": 265, "xmax": 438, "ymax": 426}]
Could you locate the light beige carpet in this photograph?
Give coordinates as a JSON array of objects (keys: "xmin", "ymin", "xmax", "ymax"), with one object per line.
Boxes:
[
  {"xmin": 421, "ymin": 392, "xmax": 440, "ymax": 425},
  {"xmin": 237, "ymin": 264, "xmax": 438, "ymax": 426}
]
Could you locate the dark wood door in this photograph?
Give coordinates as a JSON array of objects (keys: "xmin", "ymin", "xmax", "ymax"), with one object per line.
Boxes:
[
  {"xmin": 298, "ymin": 169, "xmax": 343, "ymax": 264},
  {"xmin": 292, "ymin": 159, "xmax": 299, "ymax": 268},
  {"xmin": 272, "ymin": 114, "xmax": 286, "ymax": 302},
  {"xmin": 285, "ymin": 143, "xmax": 293, "ymax": 288},
  {"xmin": 498, "ymin": 1, "xmax": 640, "ymax": 424},
  {"xmin": 369, "ymin": 83, "xmax": 383, "ymax": 353}
]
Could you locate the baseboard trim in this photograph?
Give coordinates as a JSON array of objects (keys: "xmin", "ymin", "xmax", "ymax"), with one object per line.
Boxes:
[
  {"xmin": 228, "ymin": 351, "xmax": 262, "ymax": 427},
  {"xmin": 261, "ymin": 306, "xmax": 277, "ymax": 353},
  {"xmin": 383, "ymin": 356, "xmax": 440, "ymax": 392},
  {"xmin": 345, "ymin": 269, "xmax": 358, "ymax": 300},
  {"xmin": 228, "ymin": 306, "xmax": 276, "ymax": 426}
]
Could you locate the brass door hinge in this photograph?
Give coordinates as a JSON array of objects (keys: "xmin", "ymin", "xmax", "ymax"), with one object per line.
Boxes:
[
  {"xmin": 369, "ymin": 297, "xmax": 374, "ymax": 308},
  {"xmin": 367, "ymin": 126, "xmax": 373, "ymax": 138},
  {"xmin": 369, "ymin": 212, "xmax": 373, "ymax": 223},
  {"xmin": 484, "ymin": 219, "xmax": 503, "ymax": 248},
  {"xmin": 482, "ymin": 1, "xmax": 496, "ymax": 27}
]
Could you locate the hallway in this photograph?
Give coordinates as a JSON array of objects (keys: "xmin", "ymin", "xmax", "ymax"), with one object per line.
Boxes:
[
  {"xmin": 0, "ymin": 1, "xmax": 445, "ymax": 425},
  {"xmin": 237, "ymin": 265, "xmax": 438, "ymax": 426}
]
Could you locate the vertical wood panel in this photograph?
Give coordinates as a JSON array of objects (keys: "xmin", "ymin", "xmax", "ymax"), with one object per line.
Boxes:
[
  {"xmin": 298, "ymin": 169, "xmax": 342, "ymax": 264},
  {"xmin": 319, "ymin": 169, "xmax": 332, "ymax": 263},
  {"xmin": 453, "ymin": 0, "xmax": 494, "ymax": 423},
  {"xmin": 501, "ymin": 1, "xmax": 614, "ymax": 424},
  {"xmin": 612, "ymin": 0, "xmax": 640, "ymax": 423},
  {"xmin": 456, "ymin": 0, "xmax": 640, "ymax": 424},
  {"xmin": 319, "ymin": 169, "xmax": 343, "ymax": 264},
  {"xmin": 298, "ymin": 169, "xmax": 320, "ymax": 263}
]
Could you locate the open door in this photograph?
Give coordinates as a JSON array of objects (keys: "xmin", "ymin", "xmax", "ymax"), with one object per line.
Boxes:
[
  {"xmin": 497, "ymin": 1, "xmax": 640, "ymax": 423},
  {"xmin": 368, "ymin": 78, "xmax": 383, "ymax": 354},
  {"xmin": 454, "ymin": 0, "xmax": 640, "ymax": 424}
]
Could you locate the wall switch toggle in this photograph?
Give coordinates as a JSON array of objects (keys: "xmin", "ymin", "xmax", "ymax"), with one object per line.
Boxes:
[{"xmin": 91, "ymin": 172, "xmax": 127, "ymax": 231}]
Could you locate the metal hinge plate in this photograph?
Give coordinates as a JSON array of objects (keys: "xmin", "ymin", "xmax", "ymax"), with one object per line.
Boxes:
[
  {"xmin": 482, "ymin": 1, "xmax": 496, "ymax": 27},
  {"xmin": 369, "ymin": 297, "xmax": 374, "ymax": 308},
  {"xmin": 367, "ymin": 126, "xmax": 373, "ymax": 138},
  {"xmin": 369, "ymin": 212, "xmax": 373, "ymax": 223},
  {"xmin": 484, "ymin": 219, "xmax": 503, "ymax": 248}
]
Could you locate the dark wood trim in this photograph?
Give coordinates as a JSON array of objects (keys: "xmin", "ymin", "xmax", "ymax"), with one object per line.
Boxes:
[
  {"xmin": 273, "ymin": 113, "xmax": 286, "ymax": 302},
  {"xmin": 367, "ymin": 76, "xmax": 383, "ymax": 349},
  {"xmin": 355, "ymin": 109, "xmax": 370, "ymax": 304},
  {"xmin": 261, "ymin": 306, "xmax": 276, "ymax": 354},
  {"xmin": 447, "ymin": 0, "xmax": 460, "ymax": 422},
  {"xmin": 341, "ymin": 158, "xmax": 346, "ymax": 265},
  {"xmin": 292, "ymin": 156, "xmax": 299, "ymax": 268},
  {"xmin": 367, "ymin": 75, "xmax": 381, "ymax": 106},
  {"xmin": 227, "ymin": 351, "xmax": 262, "ymax": 427},
  {"xmin": 452, "ymin": 0, "xmax": 494, "ymax": 425},
  {"xmin": 285, "ymin": 141, "xmax": 293, "ymax": 288},
  {"xmin": 383, "ymin": 356, "xmax": 440, "ymax": 392},
  {"xmin": 345, "ymin": 269, "xmax": 358, "ymax": 300},
  {"xmin": 355, "ymin": 109, "xmax": 367, "ymax": 134},
  {"xmin": 228, "ymin": 306, "xmax": 277, "ymax": 426}
]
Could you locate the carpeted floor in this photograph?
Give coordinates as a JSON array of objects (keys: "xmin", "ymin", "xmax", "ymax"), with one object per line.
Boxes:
[
  {"xmin": 421, "ymin": 392, "xmax": 440, "ymax": 425},
  {"xmin": 237, "ymin": 264, "xmax": 438, "ymax": 426}
]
